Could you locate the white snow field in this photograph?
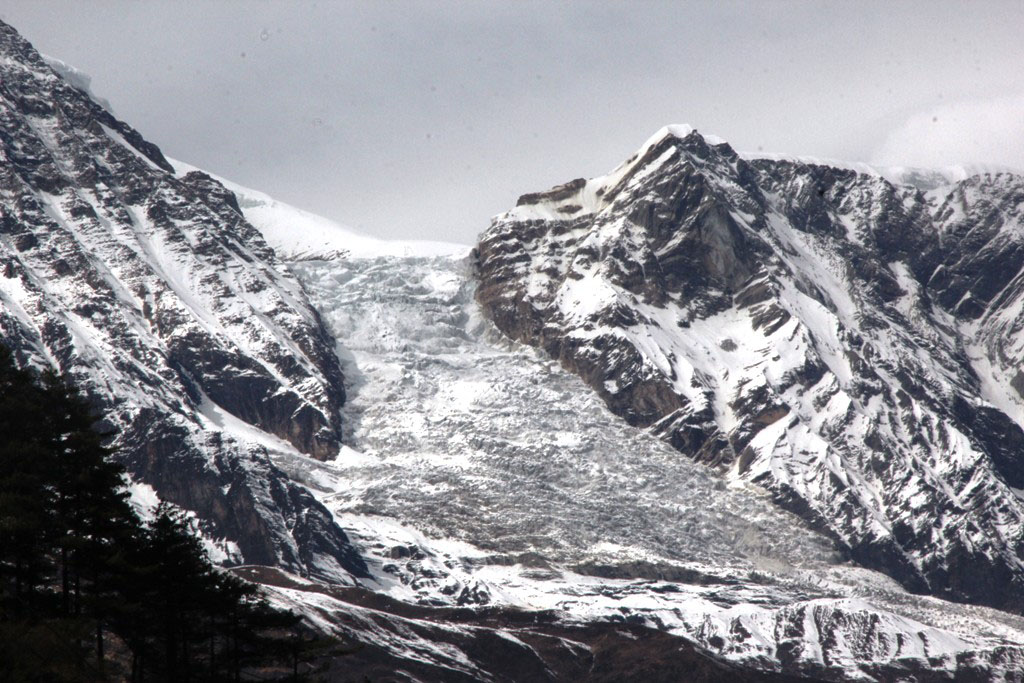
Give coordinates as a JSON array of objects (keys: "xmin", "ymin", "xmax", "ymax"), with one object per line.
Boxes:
[{"xmin": 169, "ymin": 158, "xmax": 467, "ymax": 261}]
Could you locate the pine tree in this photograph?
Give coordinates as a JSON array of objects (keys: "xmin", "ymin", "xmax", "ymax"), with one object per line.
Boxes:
[
  {"xmin": 0, "ymin": 342, "xmax": 337, "ymax": 681},
  {"xmin": 41, "ymin": 371, "xmax": 138, "ymax": 670},
  {"xmin": 0, "ymin": 345, "xmax": 57, "ymax": 613}
]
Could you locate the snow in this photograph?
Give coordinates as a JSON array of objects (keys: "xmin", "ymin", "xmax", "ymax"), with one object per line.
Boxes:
[
  {"xmin": 965, "ymin": 337, "xmax": 1024, "ymax": 426},
  {"xmin": 265, "ymin": 583, "xmax": 490, "ymax": 677},
  {"xmin": 167, "ymin": 158, "xmax": 470, "ymax": 261},
  {"xmin": 739, "ymin": 150, "xmax": 1022, "ymax": 191},
  {"xmin": 644, "ymin": 123, "xmax": 728, "ymax": 149},
  {"xmin": 503, "ymin": 123, "xmax": 725, "ymax": 223},
  {"xmin": 196, "ymin": 390, "xmax": 307, "ymax": 455},
  {"xmin": 287, "ymin": 253, "xmax": 836, "ymax": 573},
  {"xmin": 127, "ymin": 480, "xmax": 161, "ymax": 520},
  {"xmin": 40, "ymin": 53, "xmax": 116, "ymax": 114},
  {"xmin": 247, "ymin": 246, "xmax": 1024, "ymax": 676}
]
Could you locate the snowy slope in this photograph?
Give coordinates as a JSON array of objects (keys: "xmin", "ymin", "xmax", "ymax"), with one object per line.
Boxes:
[
  {"xmin": 168, "ymin": 159, "xmax": 468, "ymax": 261},
  {"xmin": 257, "ymin": 249, "xmax": 1024, "ymax": 680},
  {"xmin": 476, "ymin": 124, "xmax": 1024, "ymax": 616},
  {"xmin": 0, "ymin": 19, "xmax": 365, "ymax": 580}
]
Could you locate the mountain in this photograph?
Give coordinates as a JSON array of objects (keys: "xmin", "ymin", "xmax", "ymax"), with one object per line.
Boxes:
[
  {"xmin": 0, "ymin": 20, "xmax": 364, "ymax": 580},
  {"xmin": 5, "ymin": 17, "xmax": 1024, "ymax": 680},
  {"xmin": 274, "ymin": 240, "xmax": 1024, "ymax": 681},
  {"xmin": 475, "ymin": 124, "xmax": 1024, "ymax": 613}
]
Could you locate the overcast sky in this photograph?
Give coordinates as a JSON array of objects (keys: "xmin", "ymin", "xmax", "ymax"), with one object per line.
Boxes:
[{"xmin": 3, "ymin": 1, "xmax": 1023, "ymax": 244}]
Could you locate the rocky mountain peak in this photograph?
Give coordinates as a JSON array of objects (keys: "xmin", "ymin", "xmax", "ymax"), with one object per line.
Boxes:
[
  {"xmin": 477, "ymin": 125, "xmax": 1024, "ymax": 612},
  {"xmin": 0, "ymin": 18, "xmax": 364, "ymax": 580}
]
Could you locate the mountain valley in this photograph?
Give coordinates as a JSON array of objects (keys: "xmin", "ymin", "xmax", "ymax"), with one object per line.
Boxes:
[{"xmin": 3, "ymin": 18, "xmax": 1024, "ymax": 681}]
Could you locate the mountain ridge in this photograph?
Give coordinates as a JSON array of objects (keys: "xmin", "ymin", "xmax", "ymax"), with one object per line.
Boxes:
[
  {"xmin": 476, "ymin": 124, "xmax": 1024, "ymax": 613},
  {"xmin": 0, "ymin": 18, "xmax": 366, "ymax": 580}
]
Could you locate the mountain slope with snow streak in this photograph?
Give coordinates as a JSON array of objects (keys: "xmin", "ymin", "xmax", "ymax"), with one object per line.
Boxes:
[
  {"xmin": 476, "ymin": 125, "xmax": 1024, "ymax": 614},
  {"xmin": 0, "ymin": 19, "xmax": 365, "ymax": 580}
]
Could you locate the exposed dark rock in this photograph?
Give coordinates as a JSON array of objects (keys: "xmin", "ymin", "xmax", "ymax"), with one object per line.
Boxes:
[{"xmin": 518, "ymin": 177, "xmax": 587, "ymax": 206}]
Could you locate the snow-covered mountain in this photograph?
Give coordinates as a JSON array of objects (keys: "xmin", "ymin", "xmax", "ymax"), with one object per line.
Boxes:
[
  {"xmin": 6, "ymin": 17, "xmax": 1024, "ymax": 681},
  {"xmin": 476, "ymin": 124, "xmax": 1024, "ymax": 614},
  {"xmin": 274, "ymin": 246, "xmax": 1024, "ymax": 681},
  {"xmin": 0, "ymin": 20, "xmax": 364, "ymax": 579},
  {"xmin": 167, "ymin": 157, "xmax": 467, "ymax": 263}
]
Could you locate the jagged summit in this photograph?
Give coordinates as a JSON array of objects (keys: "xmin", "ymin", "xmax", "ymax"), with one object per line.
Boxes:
[
  {"xmin": 629, "ymin": 124, "xmax": 732, "ymax": 154},
  {"xmin": 509, "ymin": 124, "xmax": 738, "ymax": 222},
  {"xmin": 477, "ymin": 120, "xmax": 1024, "ymax": 613},
  {"xmin": 511, "ymin": 124, "xmax": 1024, "ymax": 220},
  {"xmin": 652, "ymin": 122, "xmax": 1024, "ymax": 187}
]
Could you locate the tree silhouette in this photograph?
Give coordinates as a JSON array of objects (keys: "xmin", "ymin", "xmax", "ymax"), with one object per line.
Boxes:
[{"xmin": 0, "ymin": 343, "xmax": 331, "ymax": 681}]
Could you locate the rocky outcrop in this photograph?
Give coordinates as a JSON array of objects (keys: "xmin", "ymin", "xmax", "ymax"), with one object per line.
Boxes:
[
  {"xmin": 252, "ymin": 566, "xmax": 1024, "ymax": 683},
  {"xmin": 0, "ymin": 20, "xmax": 365, "ymax": 580},
  {"xmin": 476, "ymin": 125, "xmax": 1024, "ymax": 612}
]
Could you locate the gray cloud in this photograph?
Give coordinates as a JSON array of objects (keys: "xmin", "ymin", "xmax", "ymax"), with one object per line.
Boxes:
[
  {"xmin": 871, "ymin": 95, "xmax": 1024, "ymax": 169},
  {"xmin": 3, "ymin": 1, "xmax": 1023, "ymax": 244}
]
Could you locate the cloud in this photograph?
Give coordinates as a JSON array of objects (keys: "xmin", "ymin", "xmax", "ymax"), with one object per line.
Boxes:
[{"xmin": 871, "ymin": 95, "xmax": 1024, "ymax": 170}]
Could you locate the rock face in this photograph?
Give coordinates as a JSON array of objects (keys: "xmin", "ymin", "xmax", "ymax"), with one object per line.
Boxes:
[
  {"xmin": 476, "ymin": 124, "xmax": 1024, "ymax": 612},
  {"xmin": 0, "ymin": 20, "xmax": 365, "ymax": 580},
  {"xmin": 253, "ymin": 567, "xmax": 1024, "ymax": 683}
]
